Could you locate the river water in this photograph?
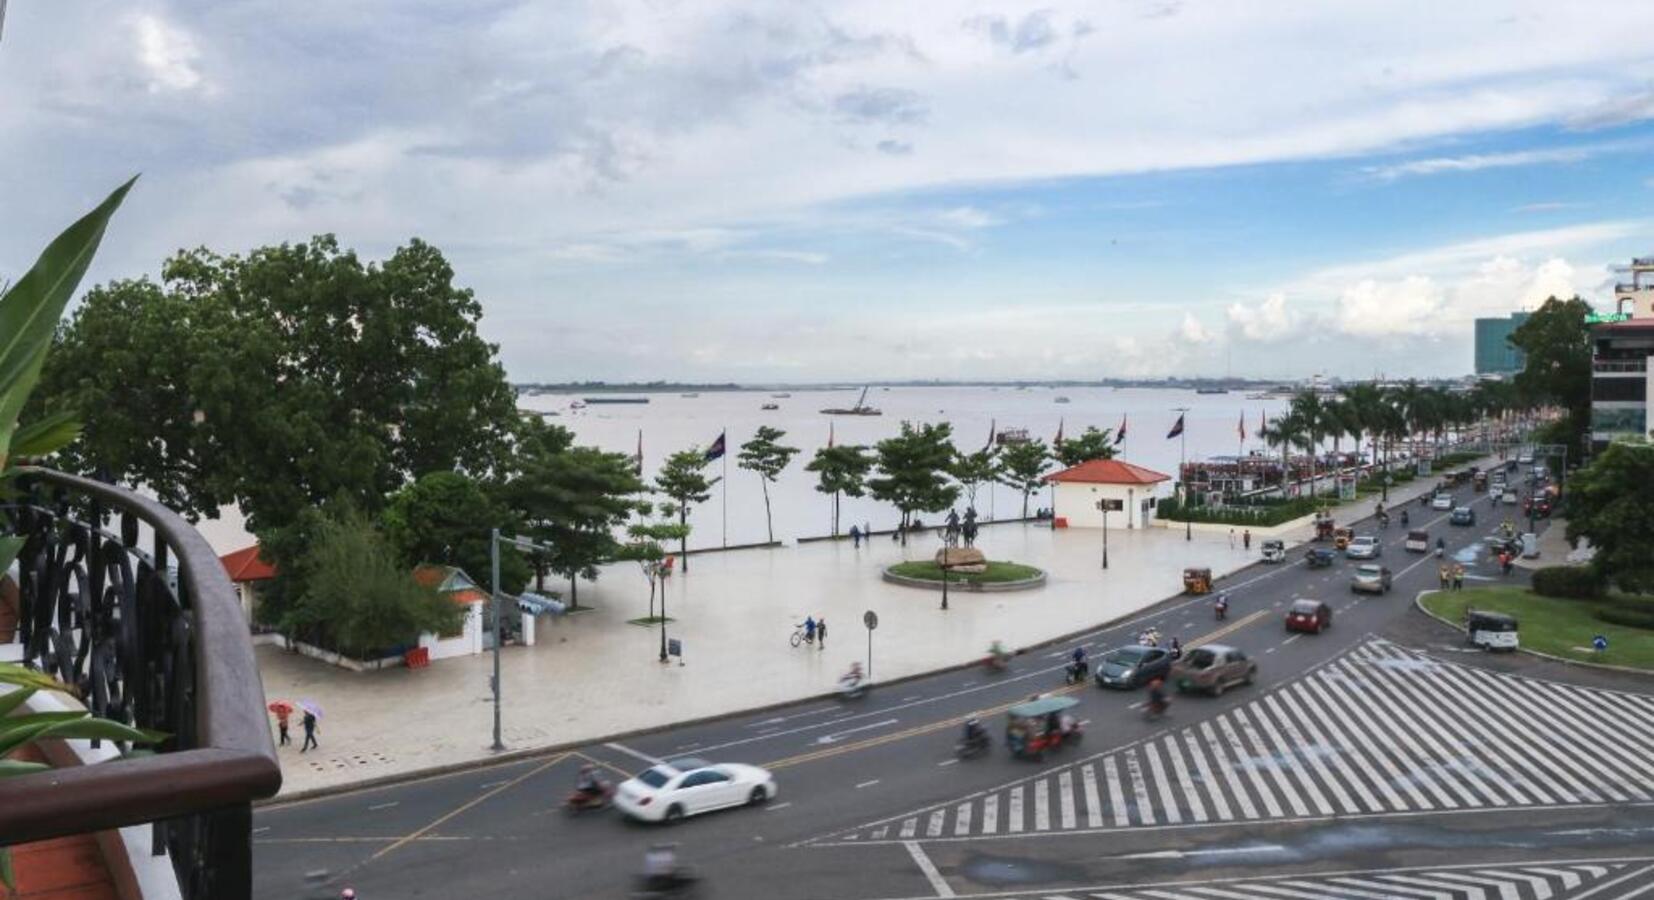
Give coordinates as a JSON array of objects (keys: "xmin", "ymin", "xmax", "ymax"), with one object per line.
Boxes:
[{"xmin": 516, "ymin": 386, "xmax": 1294, "ymax": 550}]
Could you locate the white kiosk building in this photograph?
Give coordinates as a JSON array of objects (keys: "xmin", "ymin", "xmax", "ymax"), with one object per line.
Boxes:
[{"xmin": 1046, "ymin": 459, "xmax": 1171, "ymax": 529}]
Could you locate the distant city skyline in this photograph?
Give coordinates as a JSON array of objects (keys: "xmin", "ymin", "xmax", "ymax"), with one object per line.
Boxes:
[{"xmin": 4, "ymin": 2, "xmax": 1653, "ymax": 382}]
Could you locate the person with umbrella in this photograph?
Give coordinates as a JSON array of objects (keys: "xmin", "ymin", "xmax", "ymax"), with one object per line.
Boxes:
[
  {"xmin": 299, "ymin": 700, "xmax": 322, "ymax": 753},
  {"xmin": 268, "ymin": 699, "xmax": 295, "ymax": 746}
]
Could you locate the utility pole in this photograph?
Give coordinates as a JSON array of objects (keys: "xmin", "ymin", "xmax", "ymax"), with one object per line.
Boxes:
[{"xmin": 489, "ymin": 530, "xmax": 556, "ymax": 752}]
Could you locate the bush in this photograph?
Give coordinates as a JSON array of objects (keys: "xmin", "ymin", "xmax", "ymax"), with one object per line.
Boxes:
[
  {"xmin": 1157, "ymin": 496, "xmax": 1323, "ymax": 527},
  {"xmin": 1531, "ymin": 565, "xmax": 1604, "ymax": 600},
  {"xmin": 1595, "ymin": 602, "xmax": 1654, "ymax": 631}
]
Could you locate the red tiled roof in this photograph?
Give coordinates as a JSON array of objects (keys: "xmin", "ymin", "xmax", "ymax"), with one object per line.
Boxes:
[
  {"xmin": 412, "ymin": 564, "xmax": 489, "ymax": 604},
  {"xmin": 448, "ymin": 588, "xmax": 489, "ymax": 605},
  {"xmin": 219, "ymin": 544, "xmax": 276, "ymax": 583},
  {"xmin": 1045, "ymin": 458, "xmax": 1171, "ymax": 485}
]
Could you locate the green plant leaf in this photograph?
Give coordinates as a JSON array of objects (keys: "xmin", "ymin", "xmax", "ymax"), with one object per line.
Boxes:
[
  {"xmin": 0, "ymin": 663, "xmax": 71, "ymax": 696},
  {"xmin": 0, "ymin": 176, "xmax": 136, "ymax": 402},
  {"xmin": 0, "ymin": 687, "xmax": 36, "ymax": 720},
  {"xmin": 0, "ymin": 536, "xmax": 22, "ymax": 582},
  {"xmin": 0, "ymin": 759, "xmax": 50, "ymax": 778},
  {"xmin": 0, "ymin": 845, "xmax": 13, "ymax": 892},
  {"xmin": 10, "ymin": 410, "xmax": 81, "ymax": 459},
  {"xmin": 0, "ymin": 713, "xmax": 163, "ymax": 758}
]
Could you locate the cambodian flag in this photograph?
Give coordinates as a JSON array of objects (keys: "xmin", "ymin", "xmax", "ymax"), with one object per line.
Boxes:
[
  {"xmin": 1166, "ymin": 414, "xmax": 1185, "ymax": 439},
  {"xmin": 704, "ymin": 431, "xmax": 726, "ymax": 462},
  {"xmin": 1114, "ymin": 414, "xmax": 1127, "ymax": 445}
]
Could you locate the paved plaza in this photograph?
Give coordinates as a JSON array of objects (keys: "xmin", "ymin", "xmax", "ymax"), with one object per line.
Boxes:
[{"xmin": 258, "ymin": 471, "xmax": 1460, "ymax": 798}]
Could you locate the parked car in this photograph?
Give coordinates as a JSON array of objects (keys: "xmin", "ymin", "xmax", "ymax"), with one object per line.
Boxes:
[
  {"xmin": 1345, "ymin": 535, "xmax": 1382, "ymax": 559},
  {"xmin": 1449, "ymin": 506, "xmax": 1476, "ymax": 526},
  {"xmin": 1431, "ymin": 493, "xmax": 1454, "ymax": 510},
  {"xmin": 1094, "ymin": 645, "xmax": 1174, "ymax": 689},
  {"xmin": 1404, "ymin": 529, "xmax": 1430, "ymax": 553},
  {"xmin": 615, "ymin": 757, "xmax": 776, "ymax": 823},
  {"xmin": 1350, "ymin": 563, "xmax": 1392, "ymax": 594},
  {"xmin": 1285, "ymin": 599, "xmax": 1332, "ymax": 634},
  {"xmin": 1260, "ymin": 539, "xmax": 1287, "ymax": 563},
  {"xmin": 1169, "ymin": 644, "xmax": 1256, "ymax": 696}
]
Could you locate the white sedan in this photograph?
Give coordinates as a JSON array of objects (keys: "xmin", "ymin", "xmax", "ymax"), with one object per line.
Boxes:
[
  {"xmin": 1430, "ymin": 493, "xmax": 1454, "ymax": 510},
  {"xmin": 615, "ymin": 757, "xmax": 776, "ymax": 823}
]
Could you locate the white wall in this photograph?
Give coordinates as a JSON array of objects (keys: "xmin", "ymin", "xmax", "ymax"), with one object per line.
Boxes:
[
  {"xmin": 420, "ymin": 602, "xmax": 484, "ymax": 661},
  {"xmin": 1053, "ymin": 482, "xmax": 1165, "ymax": 529}
]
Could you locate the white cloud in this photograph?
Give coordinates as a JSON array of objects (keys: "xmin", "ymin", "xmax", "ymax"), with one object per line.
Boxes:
[
  {"xmin": 1363, "ymin": 146, "xmax": 1601, "ymax": 181},
  {"xmin": 132, "ymin": 14, "xmax": 204, "ymax": 93},
  {"xmin": 1226, "ymin": 294, "xmax": 1301, "ymax": 342},
  {"xmin": 1179, "ymin": 312, "xmax": 1214, "ymax": 344},
  {"xmin": 936, "ymin": 206, "xmax": 1000, "ymax": 229}
]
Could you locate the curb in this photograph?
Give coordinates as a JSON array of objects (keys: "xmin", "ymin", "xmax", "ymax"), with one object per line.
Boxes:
[
  {"xmin": 1411, "ymin": 589, "xmax": 1654, "ymax": 676},
  {"xmin": 880, "ymin": 567, "xmax": 1047, "ymax": 593}
]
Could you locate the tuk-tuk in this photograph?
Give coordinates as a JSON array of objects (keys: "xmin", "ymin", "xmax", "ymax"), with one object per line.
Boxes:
[
  {"xmin": 1183, "ymin": 567, "xmax": 1213, "ymax": 595},
  {"xmin": 1260, "ymin": 539, "xmax": 1287, "ymax": 563},
  {"xmin": 1405, "ymin": 529, "xmax": 1430, "ymax": 553},
  {"xmin": 1333, "ymin": 527, "xmax": 1356, "ymax": 551},
  {"xmin": 1473, "ymin": 471, "xmax": 1488, "ymax": 492},
  {"xmin": 1313, "ymin": 513, "xmax": 1335, "ymax": 542},
  {"xmin": 1466, "ymin": 610, "xmax": 1519, "ymax": 651},
  {"xmin": 1006, "ymin": 696, "xmax": 1082, "ymax": 760},
  {"xmin": 1304, "ymin": 547, "xmax": 1338, "ymax": 568}
]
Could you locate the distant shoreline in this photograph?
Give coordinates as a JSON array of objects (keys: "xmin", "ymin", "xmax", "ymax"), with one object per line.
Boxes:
[{"xmin": 516, "ymin": 378, "xmax": 1307, "ymax": 395}]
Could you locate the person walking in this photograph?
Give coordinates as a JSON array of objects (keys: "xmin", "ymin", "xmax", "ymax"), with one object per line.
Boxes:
[
  {"xmin": 817, "ymin": 617, "xmax": 827, "ymax": 649},
  {"xmin": 1452, "ymin": 563, "xmax": 1465, "ymax": 592},
  {"xmin": 849, "ymin": 524, "xmax": 861, "ymax": 547},
  {"xmin": 1242, "ymin": 529, "xmax": 1252, "ymax": 551},
  {"xmin": 300, "ymin": 710, "xmax": 319, "ymax": 753},
  {"xmin": 1228, "ymin": 528, "xmax": 1236, "ymax": 549},
  {"xmin": 275, "ymin": 707, "xmax": 291, "ymax": 747},
  {"xmin": 864, "ymin": 522, "xmax": 871, "ymax": 541},
  {"xmin": 1438, "ymin": 564, "xmax": 1450, "ymax": 591}
]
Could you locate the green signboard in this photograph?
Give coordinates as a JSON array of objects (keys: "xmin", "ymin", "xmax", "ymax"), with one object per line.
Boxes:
[{"xmin": 1586, "ymin": 312, "xmax": 1631, "ymax": 324}]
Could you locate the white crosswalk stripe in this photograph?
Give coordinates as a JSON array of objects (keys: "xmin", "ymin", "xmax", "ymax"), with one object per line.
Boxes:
[{"xmin": 813, "ymin": 641, "xmax": 1654, "ymax": 845}]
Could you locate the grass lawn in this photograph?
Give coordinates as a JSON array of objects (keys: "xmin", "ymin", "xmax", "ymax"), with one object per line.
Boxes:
[
  {"xmin": 1422, "ymin": 586, "xmax": 1654, "ymax": 671},
  {"xmin": 887, "ymin": 560, "xmax": 1044, "ymax": 584},
  {"xmin": 626, "ymin": 615, "xmax": 676, "ymax": 626}
]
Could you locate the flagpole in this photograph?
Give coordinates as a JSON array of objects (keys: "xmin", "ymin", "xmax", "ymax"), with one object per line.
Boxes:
[
  {"xmin": 722, "ymin": 426, "xmax": 728, "ymax": 548},
  {"xmin": 1173, "ymin": 407, "xmax": 1191, "ymax": 541}
]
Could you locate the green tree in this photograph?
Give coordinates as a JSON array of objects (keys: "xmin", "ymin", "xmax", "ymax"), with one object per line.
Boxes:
[
  {"xmin": 36, "ymin": 235, "xmax": 520, "ymax": 533},
  {"xmin": 869, "ymin": 422, "xmax": 961, "ymax": 544},
  {"xmin": 1510, "ymin": 296, "xmax": 1594, "ymax": 453},
  {"xmin": 654, "ymin": 448, "xmax": 719, "ymax": 569},
  {"xmin": 1566, "ymin": 440, "xmax": 1654, "ymax": 593},
  {"xmin": 804, "ymin": 443, "xmax": 874, "ymax": 536},
  {"xmin": 501, "ymin": 418, "xmax": 646, "ymax": 605},
  {"xmin": 1288, "ymin": 391, "xmax": 1328, "ymax": 497},
  {"xmin": 737, "ymin": 425, "xmax": 800, "ymax": 543},
  {"xmin": 1053, "ymin": 426, "xmax": 1116, "ymax": 467},
  {"xmin": 382, "ymin": 471, "xmax": 529, "ymax": 595},
  {"xmin": 283, "ymin": 506, "xmax": 463, "ymax": 657},
  {"xmin": 618, "ymin": 502, "xmax": 692, "ymax": 622},
  {"xmin": 950, "ymin": 446, "xmax": 999, "ymax": 511},
  {"xmin": 997, "ymin": 438, "xmax": 1052, "ymax": 519}
]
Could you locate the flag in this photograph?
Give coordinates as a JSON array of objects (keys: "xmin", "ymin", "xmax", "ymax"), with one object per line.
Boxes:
[
  {"xmin": 1166, "ymin": 414, "xmax": 1185, "ymax": 440},
  {"xmin": 704, "ymin": 431, "xmax": 726, "ymax": 462},
  {"xmin": 633, "ymin": 429, "xmax": 643, "ymax": 475},
  {"xmin": 1114, "ymin": 414, "xmax": 1127, "ymax": 445},
  {"xmin": 984, "ymin": 418, "xmax": 996, "ymax": 451},
  {"xmin": 827, "ymin": 421, "xmax": 835, "ymax": 449},
  {"xmin": 1054, "ymin": 418, "xmax": 1064, "ymax": 447},
  {"xmin": 1260, "ymin": 409, "xmax": 1267, "ymax": 433},
  {"xmin": 1238, "ymin": 410, "xmax": 1246, "ymax": 442}
]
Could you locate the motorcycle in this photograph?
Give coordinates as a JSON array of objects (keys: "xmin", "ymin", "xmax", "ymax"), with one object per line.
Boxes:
[
  {"xmin": 565, "ymin": 781, "xmax": 616, "ymax": 813},
  {"xmin": 983, "ymin": 650, "xmax": 1011, "ymax": 673},
  {"xmin": 1064, "ymin": 660, "xmax": 1089, "ymax": 684},
  {"xmin": 837, "ymin": 672, "xmax": 867, "ymax": 700},
  {"xmin": 1214, "ymin": 601, "xmax": 1228, "ymax": 621},
  {"xmin": 954, "ymin": 732, "xmax": 991, "ymax": 760},
  {"xmin": 1144, "ymin": 698, "xmax": 1170, "ymax": 721}
]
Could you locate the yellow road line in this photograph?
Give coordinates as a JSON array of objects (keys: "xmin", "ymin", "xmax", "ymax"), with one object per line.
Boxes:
[
  {"xmin": 573, "ymin": 750, "xmax": 635, "ymax": 779},
  {"xmin": 762, "ymin": 608, "xmax": 1276, "ymax": 770},
  {"xmin": 369, "ymin": 751, "xmax": 569, "ymax": 862}
]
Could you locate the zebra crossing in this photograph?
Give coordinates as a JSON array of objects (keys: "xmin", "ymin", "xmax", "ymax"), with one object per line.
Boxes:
[
  {"xmin": 963, "ymin": 860, "xmax": 1649, "ymax": 900},
  {"xmin": 815, "ymin": 641, "xmax": 1654, "ymax": 845}
]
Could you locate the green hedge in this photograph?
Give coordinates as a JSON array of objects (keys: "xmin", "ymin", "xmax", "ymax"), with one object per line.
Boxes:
[
  {"xmin": 1157, "ymin": 496, "xmax": 1324, "ymax": 527},
  {"xmin": 1531, "ymin": 565, "xmax": 1604, "ymax": 600},
  {"xmin": 1597, "ymin": 603, "xmax": 1654, "ymax": 630}
]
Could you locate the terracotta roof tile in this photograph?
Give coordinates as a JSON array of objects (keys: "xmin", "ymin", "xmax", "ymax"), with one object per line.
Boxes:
[{"xmin": 1045, "ymin": 458, "xmax": 1171, "ymax": 485}]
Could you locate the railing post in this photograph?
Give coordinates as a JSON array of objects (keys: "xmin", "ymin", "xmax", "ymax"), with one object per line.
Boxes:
[{"xmin": 201, "ymin": 803, "xmax": 253, "ymax": 900}]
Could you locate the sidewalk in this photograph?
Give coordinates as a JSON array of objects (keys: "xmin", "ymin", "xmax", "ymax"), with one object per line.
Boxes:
[{"xmin": 257, "ymin": 460, "xmax": 1470, "ymax": 798}]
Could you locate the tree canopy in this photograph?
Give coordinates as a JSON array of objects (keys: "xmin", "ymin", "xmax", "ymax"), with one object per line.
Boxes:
[
  {"xmin": 36, "ymin": 235, "xmax": 520, "ymax": 533},
  {"xmin": 805, "ymin": 443, "xmax": 874, "ymax": 536},
  {"xmin": 1510, "ymin": 296, "xmax": 1593, "ymax": 451},
  {"xmin": 949, "ymin": 447, "xmax": 998, "ymax": 510},
  {"xmin": 382, "ymin": 470, "xmax": 529, "ymax": 595},
  {"xmin": 997, "ymin": 438, "xmax": 1052, "ymax": 519},
  {"xmin": 738, "ymin": 425, "xmax": 799, "ymax": 543},
  {"xmin": 1565, "ymin": 440, "xmax": 1654, "ymax": 593},
  {"xmin": 868, "ymin": 421, "xmax": 960, "ymax": 543},
  {"xmin": 654, "ymin": 447, "xmax": 719, "ymax": 566},
  {"xmin": 1053, "ymin": 426, "xmax": 1116, "ymax": 467}
]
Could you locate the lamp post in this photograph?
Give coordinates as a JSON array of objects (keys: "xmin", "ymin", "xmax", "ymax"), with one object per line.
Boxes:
[
  {"xmin": 490, "ymin": 529, "xmax": 555, "ymax": 752},
  {"xmin": 1173, "ymin": 407, "xmax": 1191, "ymax": 541},
  {"xmin": 939, "ymin": 553, "xmax": 951, "ymax": 611},
  {"xmin": 1096, "ymin": 498, "xmax": 1120, "ymax": 569}
]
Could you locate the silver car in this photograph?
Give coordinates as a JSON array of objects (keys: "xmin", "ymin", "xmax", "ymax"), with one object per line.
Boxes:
[
  {"xmin": 1350, "ymin": 563, "xmax": 1392, "ymax": 594},
  {"xmin": 1345, "ymin": 535, "xmax": 1381, "ymax": 559}
]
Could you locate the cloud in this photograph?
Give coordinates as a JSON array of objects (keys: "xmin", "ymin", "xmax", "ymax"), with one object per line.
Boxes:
[
  {"xmin": 1363, "ymin": 146, "xmax": 1602, "ymax": 181},
  {"xmin": 132, "ymin": 14, "xmax": 205, "ymax": 93},
  {"xmin": 966, "ymin": 10, "xmax": 1060, "ymax": 54},
  {"xmin": 1512, "ymin": 201, "xmax": 1585, "ymax": 213},
  {"xmin": 834, "ymin": 87, "xmax": 928, "ymax": 125},
  {"xmin": 876, "ymin": 139, "xmax": 913, "ymax": 155},
  {"xmin": 1180, "ymin": 312, "xmax": 1215, "ymax": 344},
  {"xmin": 1226, "ymin": 294, "xmax": 1301, "ymax": 343},
  {"xmin": 935, "ymin": 206, "xmax": 1000, "ymax": 229}
]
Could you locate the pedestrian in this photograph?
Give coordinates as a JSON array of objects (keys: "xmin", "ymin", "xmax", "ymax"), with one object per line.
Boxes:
[
  {"xmin": 849, "ymin": 524, "xmax": 861, "ymax": 547},
  {"xmin": 275, "ymin": 707, "xmax": 291, "ymax": 746},
  {"xmin": 1452, "ymin": 563, "xmax": 1465, "ymax": 592},
  {"xmin": 864, "ymin": 522, "xmax": 871, "ymax": 541},
  {"xmin": 1242, "ymin": 529, "xmax": 1251, "ymax": 550},
  {"xmin": 1438, "ymin": 564, "xmax": 1450, "ymax": 590},
  {"xmin": 817, "ymin": 617, "xmax": 827, "ymax": 649},
  {"xmin": 803, "ymin": 615, "xmax": 816, "ymax": 644},
  {"xmin": 300, "ymin": 710, "xmax": 319, "ymax": 753},
  {"xmin": 1229, "ymin": 528, "xmax": 1236, "ymax": 549}
]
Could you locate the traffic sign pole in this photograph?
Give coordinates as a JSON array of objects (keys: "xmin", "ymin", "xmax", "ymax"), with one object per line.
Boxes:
[{"xmin": 864, "ymin": 610, "xmax": 879, "ymax": 683}]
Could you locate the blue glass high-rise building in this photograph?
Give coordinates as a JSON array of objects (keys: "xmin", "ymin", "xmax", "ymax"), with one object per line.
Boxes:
[{"xmin": 1474, "ymin": 313, "xmax": 1529, "ymax": 375}]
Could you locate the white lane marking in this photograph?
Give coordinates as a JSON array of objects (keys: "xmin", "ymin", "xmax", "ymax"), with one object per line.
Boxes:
[
  {"xmin": 478, "ymin": 780, "xmax": 509, "ymax": 790},
  {"xmin": 766, "ymin": 801, "xmax": 793, "ymax": 811},
  {"xmin": 857, "ymin": 779, "xmax": 881, "ymax": 789},
  {"xmin": 902, "ymin": 840, "xmax": 956, "ymax": 898},
  {"xmin": 252, "ymin": 826, "xmax": 270, "ymax": 835},
  {"xmin": 936, "ymin": 759, "xmax": 957, "ymax": 767},
  {"xmin": 604, "ymin": 742, "xmax": 664, "ymax": 766},
  {"xmin": 1266, "ymin": 646, "xmax": 1278, "ymax": 654},
  {"xmin": 902, "ymin": 696, "xmax": 922, "ymax": 702},
  {"xmin": 674, "ymin": 742, "xmax": 703, "ymax": 751},
  {"xmin": 1282, "ymin": 634, "xmax": 1303, "ymax": 646},
  {"xmin": 368, "ymin": 801, "xmax": 399, "ymax": 811},
  {"xmin": 1111, "ymin": 845, "xmax": 1285, "ymax": 860},
  {"xmin": 816, "ymin": 718, "xmax": 900, "ymax": 745}
]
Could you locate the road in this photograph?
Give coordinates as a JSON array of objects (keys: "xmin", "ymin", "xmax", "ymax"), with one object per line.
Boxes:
[{"xmin": 253, "ymin": 482, "xmax": 1654, "ymax": 900}]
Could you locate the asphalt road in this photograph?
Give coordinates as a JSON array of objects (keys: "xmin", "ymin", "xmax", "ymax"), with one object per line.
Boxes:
[{"xmin": 253, "ymin": 483, "xmax": 1654, "ymax": 900}]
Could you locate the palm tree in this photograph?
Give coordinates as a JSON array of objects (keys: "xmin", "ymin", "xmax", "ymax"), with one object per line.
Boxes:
[
  {"xmin": 1339, "ymin": 382, "xmax": 1386, "ymax": 475},
  {"xmin": 1258, "ymin": 414, "xmax": 1300, "ymax": 499},
  {"xmin": 1289, "ymin": 390, "xmax": 1329, "ymax": 497}
]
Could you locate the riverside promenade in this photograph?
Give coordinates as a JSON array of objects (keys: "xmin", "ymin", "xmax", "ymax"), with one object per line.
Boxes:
[{"xmin": 258, "ymin": 468, "xmax": 1463, "ymax": 799}]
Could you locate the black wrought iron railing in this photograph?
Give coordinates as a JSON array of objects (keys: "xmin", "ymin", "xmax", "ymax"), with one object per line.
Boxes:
[{"xmin": 1, "ymin": 468, "xmax": 281, "ymax": 899}]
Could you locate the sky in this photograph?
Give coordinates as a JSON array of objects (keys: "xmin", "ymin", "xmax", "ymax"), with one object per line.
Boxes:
[{"xmin": 5, "ymin": 1, "xmax": 1654, "ymax": 383}]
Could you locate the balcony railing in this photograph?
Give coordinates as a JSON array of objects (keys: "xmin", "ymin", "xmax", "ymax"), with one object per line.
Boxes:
[
  {"xmin": 1593, "ymin": 359, "xmax": 1648, "ymax": 373},
  {"xmin": 1, "ymin": 468, "xmax": 281, "ymax": 899}
]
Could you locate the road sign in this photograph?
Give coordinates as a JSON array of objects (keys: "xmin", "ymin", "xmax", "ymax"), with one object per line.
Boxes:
[
  {"xmin": 1593, "ymin": 635, "xmax": 1608, "ymax": 653},
  {"xmin": 863, "ymin": 610, "xmax": 879, "ymax": 630},
  {"xmin": 668, "ymin": 638, "xmax": 682, "ymax": 657},
  {"xmin": 1095, "ymin": 498, "xmax": 1123, "ymax": 512}
]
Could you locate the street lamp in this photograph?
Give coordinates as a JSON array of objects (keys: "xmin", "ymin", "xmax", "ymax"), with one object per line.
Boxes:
[
  {"xmin": 490, "ymin": 529, "xmax": 554, "ymax": 752},
  {"xmin": 939, "ymin": 553, "xmax": 952, "ymax": 611},
  {"xmin": 1173, "ymin": 407, "xmax": 1191, "ymax": 541},
  {"xmin": 1096, "ymin": 498, "xmax": 1121, "ymax": 569}
]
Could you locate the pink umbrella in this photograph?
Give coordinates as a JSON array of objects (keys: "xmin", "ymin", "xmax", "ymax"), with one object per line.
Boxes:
[{"xmin": 298, "ymin": 699, "xmax": 323, "ymax": 719}]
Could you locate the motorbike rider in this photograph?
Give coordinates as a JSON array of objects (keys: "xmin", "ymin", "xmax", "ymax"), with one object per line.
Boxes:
[
  {"xmin": 575, "ymin": 763, "xmax": 606, "ymax": 800},
  {"xmin": 1401, "ymin": 509, "xmax": 1410, "ymax": 527},
  {"xmin": 1214, "ymin": 592, "xmax": 1229, "ymax": 620},
  {"xmin": 1168, "ymin": 636, "xmax": 1183, "ymax": 660},
  {"xmin": 842, "ymin": 661, "xmax": 865, "ymax": 686},
  {"xmin": 1436, "ymin": 537, "xmax": 1446, "ymax": 557},
  {"xmin": 1146, "ymin": 678, "xmax": 1169, "ymax": 715},
  {"xmin": 962, "ymin": 717, "xmax": 986, "ymax": 746},
  {"xmin": 642, "ymin": 843, "xmax": 692, "ymax": 893}
]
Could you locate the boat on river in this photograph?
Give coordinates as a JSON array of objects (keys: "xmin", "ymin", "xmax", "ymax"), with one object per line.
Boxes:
[
  {"xmin": 583, "ymin": 396, "xmax": 649, "ymax": 404},
  {"xmin": 821, "ymin": 386, "xmax": 882, "ymax": 416}
]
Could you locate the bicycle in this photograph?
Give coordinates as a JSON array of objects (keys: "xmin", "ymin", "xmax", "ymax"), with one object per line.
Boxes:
[{"xmin": 790, "ymin": 625, "xmax": 815, "ymax": 648}]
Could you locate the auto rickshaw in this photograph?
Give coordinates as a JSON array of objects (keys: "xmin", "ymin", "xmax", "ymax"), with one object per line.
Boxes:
[
  {"xmin": 1005, "ymin": 696, "xmax": 1083, "ymax": 760},
  {"xmin": 1333, "ymin": 527, "xmax": 1355, "ymax": 551},
  {"xmin": 1183, "ymin": 567, "xmax": 1213, "ymax": 595},
  {"xmin": 1313, "ymin": 512, "xmax": 1335, "ymax": 542},
  {"xmin": 1465, "ymin": 609, "xmax": 1519, "ymax": 651},
  {"xmin": 1473, "ymin": 471, "xmax": 1488, "ymax": 492},
  {"xmin": 1260, "ymin": 539, "xmax": 1287, "ymax": 563}
]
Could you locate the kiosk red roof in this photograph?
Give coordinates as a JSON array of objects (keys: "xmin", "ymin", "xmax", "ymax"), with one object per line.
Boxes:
[
  {"xmin": 219, "ymin": 544, "xmax": 276, "ymax": 583},
  {"xmin": 1045, "ymin": 459, "xmax": 1171, "ymax": 485}
]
